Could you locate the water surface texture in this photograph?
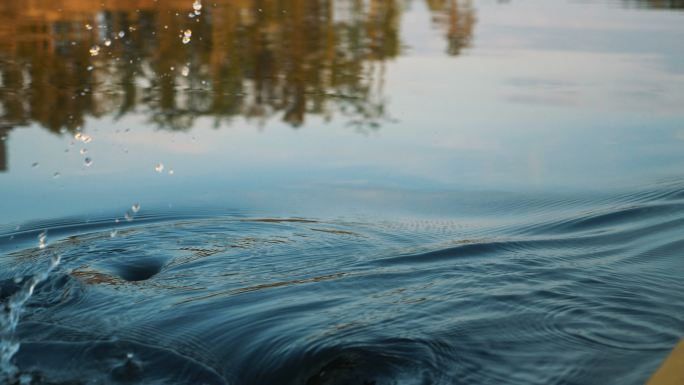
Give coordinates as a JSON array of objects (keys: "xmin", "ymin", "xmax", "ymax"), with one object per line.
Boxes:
[{"xmin": 1, "ymin": 0, "xmax": 683, "ymax": 384}]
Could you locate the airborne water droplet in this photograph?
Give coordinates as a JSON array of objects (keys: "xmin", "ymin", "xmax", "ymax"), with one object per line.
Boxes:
[
  {"xmin": 87, "ymin": 65, "xmax": 94, "ymax": 71},
  {"xmin": 118, "ymin": 31, "xmax": 125, "ymax": 38},
  {"xmin": 31, "ymin": 162, "xmax": 39, "ymax": 168},
  {"xmin": 89, "ymin": 45, "xmax": 100, "ymax": 56},
  {"xmin": 131, "ymin": 203, "xmax": 141, "ymax": 213},
  {"xmin": 124, "ymin": 211, "xmax": 133, "ymax": 222},
  {"xmin": 38, "ymin": 231, "xmax": 47, "ymax": 249},
  {"xmin": 155, "ymin": 163, "xmax": 164, "ymax": 173},
  {"xmin": 181, "ymin": 29, "xmax": 192, "ymax": 44},
  {"xmin": 110, "ymin": 229, "xmax": 118, "ymax": 238},
  {"xmin": 168, "ymin": 169, "xmax": 175, "ymax": 175},
  {"xmin": 85, "ymin": 23, "xmax": 93, "ymax": 30},
  {"xmin": 104, "ymin": 39, "xmax": 112, "ymax": 47},
  {"xmin": 74, "ymin": 133, "xmax": 92, "ymax": 143},
  {"xmin": 53, "ymin": 172, "xmax": 61, "ymax": 178},
  {"xmin": 80, "ymin": 148, "xmax": 87, "ymax": 155},
  {"xmin": 193, "ymin": 0, "xmax": 202, "ymax": 12},
  {"xmin": 181, "ymin": 66, "xmax": 189, "ymax": 77},
  {"xmin": 84, "ymin": 157, "xmax": 93, "ymax": 167}
]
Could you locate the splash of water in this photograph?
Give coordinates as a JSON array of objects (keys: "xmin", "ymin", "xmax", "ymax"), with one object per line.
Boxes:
[{"xmin": 0, "ymin": 241, "xmax": 61, "ymax": 384}]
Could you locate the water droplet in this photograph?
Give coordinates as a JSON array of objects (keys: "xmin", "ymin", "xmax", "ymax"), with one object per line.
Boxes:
[
  {"xmin": 89, "ymin": 45, "xmax": 100, "ymax": 56},
  {"xmin": 181, "ymin": 29, "xmax": 192, "ymax": 44},
  {"xmin": 104, "ymin": 39, "xmax": 112, "ymax": 47},
  {"xmin": 131, "ymin": 203, "xmax": 141, "ymax": 213},
  {"xmin": 84, "ymin": 157, "xmax": 93, "ymax": 167},
  {"xmin": 124, "ymin": 211, "xmax": 133, "ymax": 222},
  {"xmin": 193, "ymin": 0, "xmax": 202, "ymax": 12},
  {"xmin": 38, "ymin": 231, "xmax": 47, "ymax": 249},
  {"xmin": 155, "ymin": 163, "xmax": 164, "ymax": 173},
  {"xmin": 87, "ymin": 65, "xmax": 94, "ymax": 71},
  {"xmin": 110, "ymin": 229, "xmax": 118, "ymax": 238},
  {"xmin": 168, "ymin": 169, "xmax": 175, "ymax": 175},
  {"xmin": 31, "ymin": 162, "xmax": 39, "ymax": 168},
  {"xmin": 53, "ymin": 172, "xmax": 61, "ymax": 179},
  {"xmin": 80, "ymin": 148, "xmax": 88, "ymax": 155},
  {"xmin": 181, "ymin": 66, "xmax": 190, "ymax": 77},
  {"xmin": 75, "ymin": 132, "xmax": 92, "ymax": 143},
  {"xmin": 118, "ymin": 31, "xmax": 125, "ymax": 38},
  {"xmin": 85, "ymin": 24, "xmax": 93, "ymax": 30}
]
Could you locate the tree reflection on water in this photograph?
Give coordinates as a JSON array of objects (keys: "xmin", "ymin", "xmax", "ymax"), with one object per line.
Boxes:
[{"xmin": 0, "ymin": 0, "xmax": 474, "ymax": 131}]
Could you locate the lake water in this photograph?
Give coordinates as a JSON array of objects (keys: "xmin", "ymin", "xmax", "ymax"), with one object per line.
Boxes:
[{"xmin": 0, "ymin": 0, "xmax": 683, "ymax": 384}]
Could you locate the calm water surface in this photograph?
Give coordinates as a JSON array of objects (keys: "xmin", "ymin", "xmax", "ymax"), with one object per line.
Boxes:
[{"xmin": 0, "ymin": 0, "xmax": 683, "ymax": 384}]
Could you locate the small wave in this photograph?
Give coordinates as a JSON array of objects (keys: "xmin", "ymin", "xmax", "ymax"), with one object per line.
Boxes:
[{"xmin": 1, "ymin": 182, "xmax": 684, "ymax": 384}]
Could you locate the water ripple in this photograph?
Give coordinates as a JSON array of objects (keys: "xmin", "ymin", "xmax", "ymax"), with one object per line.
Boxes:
[{"xmin": 1, "ymin": 182, "xmax": 684, "ymax": 384}]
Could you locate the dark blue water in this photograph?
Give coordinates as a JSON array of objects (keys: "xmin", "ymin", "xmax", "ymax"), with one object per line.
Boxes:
[{"xmin": 1, "ymin": 179, "xmax": 683, "ymax": 384}]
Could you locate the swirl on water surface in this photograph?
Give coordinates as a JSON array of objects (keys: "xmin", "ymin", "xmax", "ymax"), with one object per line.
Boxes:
[{"xmin": 0, "ymin": 183, "xmax": 683, "ymax": 384}]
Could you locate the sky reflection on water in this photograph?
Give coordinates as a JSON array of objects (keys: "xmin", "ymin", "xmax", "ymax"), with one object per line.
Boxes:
[{"xmin": 0, "ymin": 0, "xmax": 683, "ymax": 222}]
